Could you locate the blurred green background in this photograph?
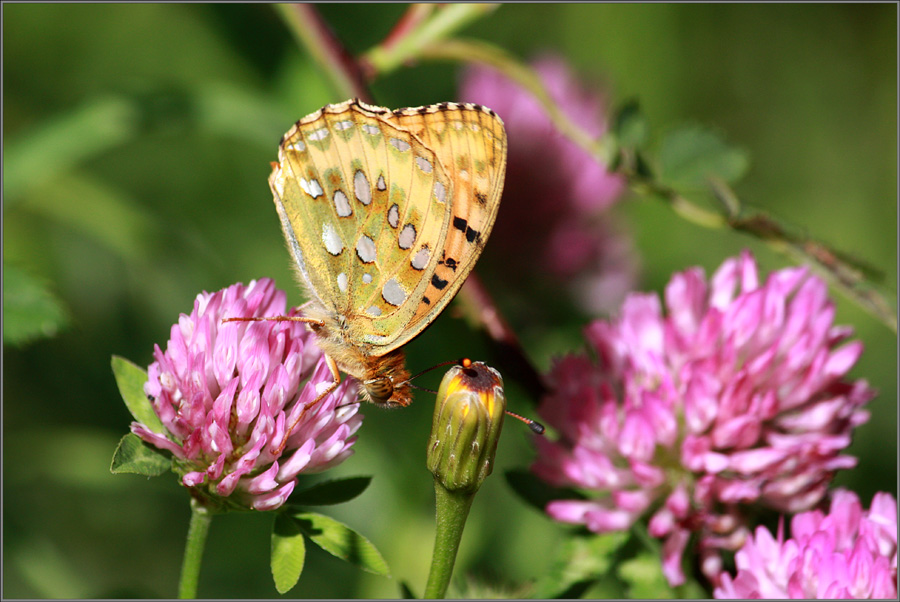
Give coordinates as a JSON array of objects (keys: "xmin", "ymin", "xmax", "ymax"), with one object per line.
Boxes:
[{"xmin": 4, "ymin": 4, "xmax": 895, "ymax": 598}]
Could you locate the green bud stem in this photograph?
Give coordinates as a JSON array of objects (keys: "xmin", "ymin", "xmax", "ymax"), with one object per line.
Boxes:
[
  {"xmin": 178, "ymin": 498, "xmax": 213, "ymax": 599},
  {"xmin": 423, "ymin": 362, "xmax": 506, "ymax": 598},
  {"xmin": 423, "ymin": 481, "xmax": 476, "ymax": 599}
]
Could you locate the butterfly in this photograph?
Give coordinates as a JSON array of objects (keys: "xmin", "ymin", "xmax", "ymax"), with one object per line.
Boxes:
[{"xmin": 266, "ymin": 98, "xmax": 507, "ymax": 413}]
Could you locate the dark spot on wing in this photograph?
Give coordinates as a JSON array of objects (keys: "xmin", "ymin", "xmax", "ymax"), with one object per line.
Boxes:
[{"xmin": 431, "ymin": 274, "xmax": 448, "ymax": 290}]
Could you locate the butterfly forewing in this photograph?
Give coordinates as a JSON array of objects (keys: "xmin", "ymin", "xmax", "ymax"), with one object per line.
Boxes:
[
  {"xmin": 270, "ymin": 99, "xmax": 506, "ymax": 360},
  {"xmin": 271, "ymin": 109, "xmax": 349, "ymax": 313}
]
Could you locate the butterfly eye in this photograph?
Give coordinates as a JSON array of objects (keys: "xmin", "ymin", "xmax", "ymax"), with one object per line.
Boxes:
[{"xmin": 364, "ymin": 375, "xmax": 394, "ymax": 404}]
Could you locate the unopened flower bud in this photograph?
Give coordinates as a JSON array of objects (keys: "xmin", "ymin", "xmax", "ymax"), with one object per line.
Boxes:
[{"xmin": 427, "ymin": 361, "xmax": 505, "ymax": 493}]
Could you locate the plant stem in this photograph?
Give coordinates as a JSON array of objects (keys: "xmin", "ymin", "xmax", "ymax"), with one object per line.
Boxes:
[
  {"xmin": 178, "ymin": 499, "xmax": 213, "ymax": 599},
  {"xmin": 274, "ymin": 4, "xmax": 372, "ymax": 101},
  {"xmin": 363, "ymin": 4, "xmax": 497, "ymax": 77},
  {"xmin": 423, "ymin": 482, "xmax": 476, "ymax": 599},
  {"xmin": 379, "ymin": 4, "xmax": 437, "ymax": 53}
]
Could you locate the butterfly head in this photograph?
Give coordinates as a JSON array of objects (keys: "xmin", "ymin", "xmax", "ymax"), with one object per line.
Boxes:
[
  {"xmin": 362, "ymin": 373, "xmax": 413, "ymax": 408},
  {"xmin": 353, "ymin": 348, "xmax": 410, "ymax": 407}
]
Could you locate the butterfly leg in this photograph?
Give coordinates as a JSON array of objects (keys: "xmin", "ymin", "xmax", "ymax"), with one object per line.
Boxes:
[
  {"xmin": 222, "ymin": 314, "xmax": 347, "ymax": 454},
  {"xmin": 273, "ymin": 353, "xmax": 342, "ymax": 456},
  {"xmin": 222, "ymin": 315, "xmax": 321, "ymax": 326}
]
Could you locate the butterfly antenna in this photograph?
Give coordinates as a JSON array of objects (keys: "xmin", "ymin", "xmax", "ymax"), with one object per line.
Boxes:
[
  {"xmin": 408, "ymin": 383, "xmax": 437, "ymax": 394},
  {"xmin": 394, "ymin": 357, "xmax": 469, "ymax": 392},
  {"xmin": 404, "ymin": 358, "xmax": 468, "ymax": 383},
  {"xmin": 504, "ymin": 409, "xmax": 545, "ymax": 435}
]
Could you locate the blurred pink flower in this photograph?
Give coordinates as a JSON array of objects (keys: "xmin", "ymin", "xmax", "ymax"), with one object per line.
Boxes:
[
  {"xmin": 133, "ymin": 279, "xmax": 361, "ymax": 512},
  {"xmin": 532, "ymin": 251, "xmax": 875, "ymax": 586},
  {"xmin": 460, "ymin": 55, "xmax": 635, "ymax": 314},
  {"xmin": 715, "ymin": 489, "xmax": 897, "ymax": 599}
]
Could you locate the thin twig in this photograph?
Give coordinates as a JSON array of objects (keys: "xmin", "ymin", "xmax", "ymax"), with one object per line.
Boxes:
[
  {"xmin": 362, "ymin": 5, "xmax": 498, "ymax": 78},
  {"xmin": 627, "ymin": 167, "xmax": 897, "ymax": 331},
  {"xmin": 380, "ymin": 4, "xmax": 437, "ymax": 52},
  {"xmin": 456, "ymin": 275, "xmax": 547, "ymax": 405},
  {"xmin": 275, "ymin": 4, "xmax": 372, "ymax": 102}
]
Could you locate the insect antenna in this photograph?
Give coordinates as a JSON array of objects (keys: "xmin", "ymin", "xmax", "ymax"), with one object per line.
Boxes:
[
  {"xmin": 405, "ymin": 358, "xmax": 468, "ymax": 382},
  {"xmin": 503, "ymin": 409, "xmax": 545, "ymax": 434}
]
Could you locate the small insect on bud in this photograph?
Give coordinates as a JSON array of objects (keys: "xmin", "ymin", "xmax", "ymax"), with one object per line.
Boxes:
[{"xmin": 426, "ymin": 361, "xmax": 507, "ymax": 493}]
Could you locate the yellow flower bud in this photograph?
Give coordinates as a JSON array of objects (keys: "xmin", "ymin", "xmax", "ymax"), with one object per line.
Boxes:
[{"xmin": 427, "ymin": 360, "xmax": 506, "ymax": 493}]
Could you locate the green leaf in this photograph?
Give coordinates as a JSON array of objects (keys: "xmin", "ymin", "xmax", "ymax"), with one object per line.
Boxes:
[
  {"xmin": 24, "ymin": 174, "xmax": 160, "ymax": 263},
  {"xmin": 110, "ymin": 433, "xmax": 171, "ymax": 476},
  {"xmin": 456, "ymin": 576, "xmax": 535, "ymax": 599},
  {"xmin": 533, "ymin": 532, "xmax": 630, "ymax": 599},
  {"xmin": 505, "ymin": 468, "xmax": 586, "ymax": 513},
  {"xmin": 291, "ymin": 511, "xmax": 390, "ymax": 577},
  {"xmin": 193, "ymin": 82, "xmax": 290, "ymax": 148},
  {"xmin": 288, "ymin": 476, "xmax": 372, "ymax": 506},
  {"xmin": 111, "ymin": 355, "xmax": 165, "ymax": 435},
  {"xmin": 271, "ymin": 512, "xmax": 306, "ymax": 594},
  {"xmin": 398, "ymin": 581, "xmax": 417, "ymax": 599},
  {"xmin": 3, "ymin": 263, "xmax": 69, "ymax": 346},
  {"xmin": 618, "ymin": 549, "xmax": 677, "ymax": 599},
  {"xmin": 613, "ymin": 99, "xmax": 648, "ymax": 149},
  {"xmin": 5, "ymin": 95, "xmax": 139, "ymax": 203},
  {"xmin": 675, "ymin": 578, "xmax": 709, "ymax": 599},
  {"xmin": 657, "ymin": 125, "xmax": 749, "ymax": 190}
]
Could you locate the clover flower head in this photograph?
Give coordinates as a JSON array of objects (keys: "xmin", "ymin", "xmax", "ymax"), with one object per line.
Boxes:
[
  {"xmin": 715, "ymin": 489, "xmax": 897, "ymax": 599},
  {"xmin": 532, "ymin": 251, "xmax": 875, "ymax": 586},
  {"xmin": 133, "ymin": 279, "xmax": 361, "ymax": 511}
]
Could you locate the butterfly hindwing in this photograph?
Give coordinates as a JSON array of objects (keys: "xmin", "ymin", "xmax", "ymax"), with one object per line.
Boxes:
[
  {"xmin": 341, "ymin": 105, "xmax": 453, "ymax": 343},
  {"xmin": 387, "ymin": 103, "xmax": 507, "ymax": 349}
]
